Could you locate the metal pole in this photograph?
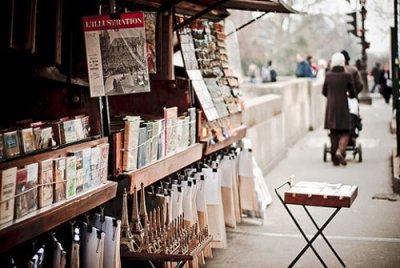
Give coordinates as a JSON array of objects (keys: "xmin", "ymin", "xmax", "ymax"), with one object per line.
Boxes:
[
  {"xmin": 393, "ymin": 0, "xmax": 400, "ymax": 155},
  {"xmin": 358, "ymin": 0, "xmax": 372, "ymax": 104}
]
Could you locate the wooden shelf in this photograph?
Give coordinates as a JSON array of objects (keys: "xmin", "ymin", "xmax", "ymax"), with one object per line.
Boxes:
[
  {"xmin": 0, "ymin": 136, "xmax": 107, "ymax": 170},
  {"xmin": 122, "ymin": 143, "xmax": 203, "ymax": 194},
  {"xmin": 121, "ymin": 235, "xmax": 212, "ymax": 262},
  {"xmin": 0, "ymin": 181, "xmax": 117, "ymax": 253},
  {"xmin": 202, "ymin": 125, "xmax": 247, "ymax": 156}
]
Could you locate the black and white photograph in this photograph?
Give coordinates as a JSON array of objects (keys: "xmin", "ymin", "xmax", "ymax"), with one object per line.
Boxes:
[{"xmin": 83, "ymin": 12, "xmax": 150, "ymax": 97}]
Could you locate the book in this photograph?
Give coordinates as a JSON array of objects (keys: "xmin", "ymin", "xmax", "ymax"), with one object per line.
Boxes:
[
  {"xmin": 3, "ymin": 130, "xmax": 20, "ymax": 158},
  {"xmin": 188, "ymin": 107, "xmax": 196, "ymax": 146},
  {"xmin": 38, "ymin": 159, "xmax": 54, "ymax": 208},
  {"xmin": 144, "ymin": 122, "xmax": 153, "ymax": 165},
  {"xmin": 39, "ymin": 127, "xmax": 55, "ymax": 149},
  {"xmin": 80, "ymin": 115, "xmax": 91, "ymax": 138},
  {"xmin": 150, "ymin": 121, "xmax": 159, "ymax": 162},
  {"xmin": 74, "ymin": 119, "xmax": 85, "ymax": 141},
  {"xmin": 98, "ymin": 143, "xmax": 109, "ymax": 170},
  {"xmin": 82, "ymin": 12, "xmax": 150, "ymax": 97},
  {"xmin": 69, "ymin": 150, "xmax": 83, "ymax": 194},
  {"xmin": 53, "ymin": 157, "xmax": 66, "ymax": 202},
  {"xmin": 0, "ymin": 167, "xmax": 17, "ymax": 224},
  {"xmin": 122, "ymin": 116, "xmax": 140, "ymax": 171},
  {"xmin": 46, "ymin": 120, "xmax": 63, "ymax": 145},
  {"xmin": 82, "ymin": 148, "xmax": 92, "ymax": 191},
  {"xmin": 137, "ymin": 126, "xmax": 147, "ymax": 169},
  {"xmin": 33, "ymin": 127, "xmax": 42, "ymax": 150},
  {"xmin": 20, "ymin": 128, "xmax": 36, "ymax": 153},
  {"xmin": 15, "ymin": 168, "xmax": 28, "ymax": 219},
  {"xmin": 98, "ymin": 143, "xmax": 109, "ymax": 184},
  {"xmin": 157, "ymin": 119, "xmax": 165, "ymax": 160},
  {"xmin": 66, "ymin": 156, "xmax": 77, "ymax": 198},
  {"xmin": 24, "ymin": 163, "xmax": 39, "ymax": 214},
  {"xmin": 175, "ymin": 118, "xmax": 184, "ymax": 152},
  {"xmin": 62, "ymin": 120, "xmax": 77, "ymax": 144},
  {"xmin": 90, "ymin": 146, "xmax": 101, "ymax": 187},
  {"xmin": 182, "ymin": 115, "xmax": 190, "ymax": 150},
  {"xmin": 164, "ymin": 107, "xmax": 178, "ymax": 156}
]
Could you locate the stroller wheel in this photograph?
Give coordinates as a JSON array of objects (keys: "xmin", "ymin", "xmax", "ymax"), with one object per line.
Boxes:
[
  {"xmin": 358, "ymin": 144, "xmax": 362, "ymax": 162},
  {"xmin": 323, "ymin": 143, "xmax": 328, "ymax": 162}
]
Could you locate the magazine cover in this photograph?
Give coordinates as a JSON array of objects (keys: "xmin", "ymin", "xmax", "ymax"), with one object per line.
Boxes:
[{"xmin": 82, "ymin": 12, "xmax": 150, "ymax": 97}]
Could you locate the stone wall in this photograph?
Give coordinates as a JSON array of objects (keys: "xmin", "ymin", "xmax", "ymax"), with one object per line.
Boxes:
[{"xmin": 241, "ymin": 78, "xmax": 325, "ymax": 173}]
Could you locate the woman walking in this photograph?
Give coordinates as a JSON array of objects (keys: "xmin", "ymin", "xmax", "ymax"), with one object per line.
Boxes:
[{"xmin": 322, "ymin": 52, "xmax": 358, "ymax": 166}]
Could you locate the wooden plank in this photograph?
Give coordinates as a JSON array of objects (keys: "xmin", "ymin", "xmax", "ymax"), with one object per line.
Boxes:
[
  {"xmin": 112, "ymin": 131, "xmax": 124, "ymax": 176},
  {"xmin": 0, "ymin": 137, "xmax": 108, "ymax": 170},
  {"xmin": 0, "ymin": 181, "xmax": 117, "ymax": 253},
  {"xmin": 202, "ymin": 125, "xmax": 247, "ymax": 156},
  {"xmin": 124, "ymin": 144, "xmax": 203, "ymax": 194}
]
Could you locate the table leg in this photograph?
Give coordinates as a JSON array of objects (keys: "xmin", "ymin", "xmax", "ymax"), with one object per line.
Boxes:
[
  {"xmin": 303, "ymin": 206, "xmax": 346, "ymax": 267},
  {"xmin": 275, "ymin": 185, "xmax": 327, "ymax": 267},
  {"xmin": 285, "ymin": 205, "xmax": 332, "ymax": 268}
]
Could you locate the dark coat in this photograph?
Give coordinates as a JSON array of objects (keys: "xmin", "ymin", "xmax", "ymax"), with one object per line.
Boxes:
[
  {"xmin": 344, "ymin": 65, "xmax": 363, "ymax": 94},
  {"xmin": 322, "ymin": 66, "xmax": 357, "ymax": 130}
]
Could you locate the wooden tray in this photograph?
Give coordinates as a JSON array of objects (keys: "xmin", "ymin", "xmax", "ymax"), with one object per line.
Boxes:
[{"xmin": 284, "ymin": 181, "xmax": 358, "ymax": 208}]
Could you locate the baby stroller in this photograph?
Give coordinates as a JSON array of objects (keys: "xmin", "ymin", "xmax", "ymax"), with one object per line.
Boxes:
[{"xmin": 323, "ymin": 98, "xmax": 363, "ymax": 163}]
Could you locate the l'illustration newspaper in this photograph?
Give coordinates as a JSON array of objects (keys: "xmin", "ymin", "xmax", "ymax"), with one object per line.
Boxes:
[{"xmin": 82, "ymin": 12, "xmax": 150, "ymax": 97}]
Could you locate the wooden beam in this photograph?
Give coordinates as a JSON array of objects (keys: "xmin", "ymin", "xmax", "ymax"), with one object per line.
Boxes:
[
  {"xmin": 0, "ymin": 181, "xmax": 117, "ymax": 253},
  {"xmin": 123, "ymin": 143, "xmax": 203, "ymax": 194}
]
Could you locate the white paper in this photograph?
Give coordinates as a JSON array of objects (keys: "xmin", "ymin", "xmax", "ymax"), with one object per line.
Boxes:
[
  {"xmin": 195, "ymin": 173, "xmax": 206, "ymax": 212},
  {"xmin": 238, "ymin": 149, "xmax": 253, "ymax": 177},
  {"xmin": 181, "ymin": 181, "xmax": 193, "ymax": 222},
  {"xmin": 171, "ymin": 184, "xmax": 183, "ymax": 220},
  {"xmin": 203, "ymin": 168, "xmax": 220, "ymax": 205},
  {"xmin": 219, "ymin": 156, "xmax": 233, "ymax": 188}
]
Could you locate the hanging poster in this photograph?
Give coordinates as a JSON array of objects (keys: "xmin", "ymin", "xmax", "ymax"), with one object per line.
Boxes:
[{"xmin": 82, "ymin": 12, "xmax": 150, "ymax": 97}]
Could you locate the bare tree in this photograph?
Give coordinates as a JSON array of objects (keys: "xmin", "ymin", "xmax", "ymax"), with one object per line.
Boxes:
[{"xmin": 227, "ymin": 0, "xmax": 392, "ymax": 77}]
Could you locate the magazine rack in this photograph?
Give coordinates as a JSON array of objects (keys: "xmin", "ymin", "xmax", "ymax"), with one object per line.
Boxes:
[{"xmin": 275, "ymin": 180, "xmax": 358, "ymax": 268}]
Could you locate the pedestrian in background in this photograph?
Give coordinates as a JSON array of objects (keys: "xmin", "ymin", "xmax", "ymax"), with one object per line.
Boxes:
[
  {"xmin": 341, "ymin": 49, "xmax": 364, "ymax": 96},
  {"xmin": 307, "ymin": 55, "xmax": 318, "ymax": 77},
  {"xmin": 295, "ymin": 54, "xmax": 314, "ymax": 78},
  {"xmin": 370, "ymin": 62, "xmax": 381, "ymax": 93},
  {"xmin": 248, "ymin": 63, "xmax": 259, "ymax": 83},
  {"xmin": 261, "ymin": 60, "xmax": 277, "ymax": 83},
  {"xmin": 322, "ymin": 52, "xmax": 357, "ymax": 166},
  {"xmin": 379, "ymin": 63, "xmax": 392, "ymax": 104},
  {"xmin": 316, "ymin": 58, "xmax": 328, "ymax": 80}
]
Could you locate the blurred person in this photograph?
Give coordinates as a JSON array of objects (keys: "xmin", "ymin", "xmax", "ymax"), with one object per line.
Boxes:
[
  {"xmin": 316, "ymin": 58, "xmax": 327, "ymax": 80},
  {"xmin": 322, "ymin": 52, "xmax": 357, "ymax": 166},
  {"xmin": 307, "ymin": 55, "xmax": 318, "ymax": 77},
  {"xmin": 261, "ymin": 60, "xmax": 277, "ymax": 83},
  {"xmin": 248, "ymin": 63, "xmax": 259, "ymax": 83},
  {"xmin": 370, "ymin": 62, "xmax": 381, "ymax": 93},
  {"xmin": 295, "ymin": 54, "xmax": 314, "ymax": 78},
  {"xmin": 341, "ymin": 50, "xmax": 363, "ymax": 96},
  {"xmin": 379, "ymin": 63, "xmax": 392, "ymax": 104}
]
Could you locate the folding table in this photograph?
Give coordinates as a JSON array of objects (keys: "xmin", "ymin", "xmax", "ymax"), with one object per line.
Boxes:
[{"xmin": 275, "ymin": 180, "xmax": 358, "ymax": 268}]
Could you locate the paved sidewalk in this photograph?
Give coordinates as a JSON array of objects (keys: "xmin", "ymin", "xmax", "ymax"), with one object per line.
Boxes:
[{"xmin": 206, "ymin": 94, "xmax": 400, "ymax": 267}]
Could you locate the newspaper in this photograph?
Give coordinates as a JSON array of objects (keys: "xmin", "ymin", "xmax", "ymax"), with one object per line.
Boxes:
[{"xmin": 82, "ymin": 12, "xmax": 150, "ymax": 97}]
